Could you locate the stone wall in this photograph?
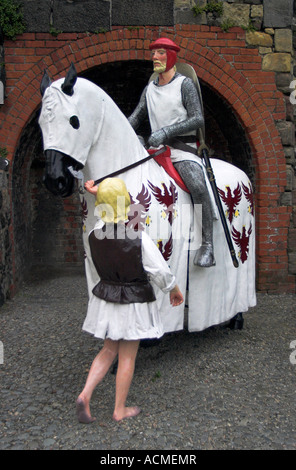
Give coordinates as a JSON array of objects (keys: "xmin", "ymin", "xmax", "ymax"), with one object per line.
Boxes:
[{"xmin": 18, "ymin": 0, "xmax": 292, "ymax": 35}]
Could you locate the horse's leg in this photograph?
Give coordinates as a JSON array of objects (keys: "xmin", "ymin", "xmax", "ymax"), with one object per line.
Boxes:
[
  {"xmin": 173, "ymin": 160, "xmax": 215, "ymax": 267},
  {"xmin": 227, "ymin": 312, "xmax": 244, "ymax": 330}
]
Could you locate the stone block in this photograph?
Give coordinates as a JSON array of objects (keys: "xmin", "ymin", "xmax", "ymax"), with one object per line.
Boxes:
[
  {"xmin": 263, "ymin": 0, "xmax": 293, "ymax": 28},
  {"xmin": 246, "ymin": 31, "xmax": 273, "ymax": 47},
  {"xmin": 284, "ymin": 95, "xmax": 294, "ymax": 121},
  {"xmin": 251, "ymin": 5, "xmax": 263, "ymax": 18},
  {"xmin": 283, "ymin": 146, "xmax": 295, "ymax": 165},
  {"xmin": 20, "ymin": 0, "xmax": 52, "ymax": 32},
  {"xmin": 276, "ymin": 121, "xmax": 295, "ymax": 147},
  {"xmin": 177, "ymin": 0, "xmax": 207, "ymax": 24},
  {"xmin": 176, "ymin": 10, "xmax": 206, "ymax": 25},
  {"xmin": 112, "ymin": 0, "xmax": 174, "ymax": 26},
  {"xmin": 174, "ymin": 0, "xmax": 195, "ymax": 8},
  {"xmin": 288, "ymin": 229, "xmax": 296, "ymax": 249},
  {"xmin": 285, "ymin": 164, "xmax": 294, "ymax": 191},
  {"xmin": 262, "ymin": 53, "xmax": 292, "ymax": 73},
  {"xmin": 52, "ymin": 0, "xmax": 110, "ymax": 32},
  {"xmin": 274, "ymin": 29, "xmax": 293, "ymax": 53},
  {"xmin": 221, "ymin": 3, "xmax": 250, "ymax": 29},
  {"xmin": 280, "ymin": 191, "xmax": 292, "ymax": 206},
  {"xmin": 258, "ymin": 46, "xmax": 272, "ymax": 55},
  {"xmin": 264, "ymin": 28, "xmax": 275, "ymax": 35},
  {"xmin": 276, "ymin": 72, "xmax": 293, "ymax": 93},
  {"xmin": 288, "ymin": 252, "xmax": 296, "ymax": 274}
]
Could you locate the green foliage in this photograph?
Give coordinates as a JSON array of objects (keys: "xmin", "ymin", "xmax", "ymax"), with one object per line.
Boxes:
[
  {"xmin": 0, "ymin": 147, "xmax": 8, "ymax": 159},
  {"xmin": 222, "ymin": 19, "xmax": 257, "ymax": 33},
  {"xmin": 94, "ymin": 28, "xmax": 108, "ymax": 34},
  {"xmin": 241, "ymin": 20, "xmax": 257, "ymax": 32},
  {"xmin": 127, "ymin": 26, "xmax": 140, "ymax": 31},
  {"xmin": 220, "ymin": 19, "xmax": 235, "ymax": 32},
  {"xmin": 49, "ymin": 26, "xmax": 63, "ymax": 37},
  {"xmin": 192, "ymin": 1, "xmax": 224, "ymax": 17},
  {"xmin": 0, "ymin": 0, "xmax": 26, "ymax": 40},
  {"xmin": 192, "ymin": 2, "xmax": 257, "ymax": 33},
  {"xmin": 151, "ymin": 370, "xmax": 161, "ymax": 382}
]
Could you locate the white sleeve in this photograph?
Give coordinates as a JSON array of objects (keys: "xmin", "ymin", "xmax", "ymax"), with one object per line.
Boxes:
[{"xmin": 141, "ymin": 231, "xmax": 176, "ymax": 293}]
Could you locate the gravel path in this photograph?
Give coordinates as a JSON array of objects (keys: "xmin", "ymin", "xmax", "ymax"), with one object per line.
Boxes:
[{"xmin": 0, "ymin": 268, "xmax": 295, "ymax": 450}]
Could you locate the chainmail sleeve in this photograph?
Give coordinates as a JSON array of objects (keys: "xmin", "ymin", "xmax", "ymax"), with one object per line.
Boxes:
[
  {"xmin": 129, "ymin": 74, "xmax": 205, "ymax": 148},
  {"xmin": 162, "ymin": 76, "xmax": 204, "ymax": 139},
  {"xmin": 128, "ymin": 85, "xmax": 149, "ymax": 131}
]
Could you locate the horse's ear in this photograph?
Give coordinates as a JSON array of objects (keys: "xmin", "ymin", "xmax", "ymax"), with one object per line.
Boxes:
[
  {"xmin": 40, "ymin": 69, "xmax": 52, "ymax": 96},
  {"xmin": 61, "ymin": 62, "xmax": 77, "ymax": 96}
]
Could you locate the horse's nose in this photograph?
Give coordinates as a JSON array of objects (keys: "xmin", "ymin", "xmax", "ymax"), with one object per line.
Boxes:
[
  {"xmin": 58, "ymin": 174, "xmax": 75, "ymax": 198},
  {"xmin": 42, "ymin": 149, "xmax": 75, "ymax": 197}
]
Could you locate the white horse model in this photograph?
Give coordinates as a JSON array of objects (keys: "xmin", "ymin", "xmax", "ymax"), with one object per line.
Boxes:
[{"xmin": 38, "ymin": 63, "xmax": 256, "ymax": 333}]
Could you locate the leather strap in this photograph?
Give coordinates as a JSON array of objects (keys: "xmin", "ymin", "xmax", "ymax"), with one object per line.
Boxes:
[
  {"xmin": 94, "ymin": 146, "xmax": 168, "ymax": 185},
  {"xmin": 166, "ymin": 137, "xmax": 198, "ymax": 156}
]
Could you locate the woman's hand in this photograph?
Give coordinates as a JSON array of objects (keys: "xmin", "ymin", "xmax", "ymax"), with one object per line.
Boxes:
[
  {"xmin": 169, "ymin": 285, "xmax": 184, "ymax": 307},
  {"xmin": 84, "ymin": 180, "xmax": 98, "ymax": 195}
]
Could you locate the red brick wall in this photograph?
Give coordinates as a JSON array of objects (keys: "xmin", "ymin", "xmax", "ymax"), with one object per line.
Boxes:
[{"xmin": 0, "ymin": 25, "xmax": 294, "ymax": 293}]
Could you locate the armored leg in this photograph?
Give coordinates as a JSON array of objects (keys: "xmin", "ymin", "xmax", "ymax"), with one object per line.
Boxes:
[{"xmin": 174, "ymin": 160, "xmax": 215, "ymax": 267}]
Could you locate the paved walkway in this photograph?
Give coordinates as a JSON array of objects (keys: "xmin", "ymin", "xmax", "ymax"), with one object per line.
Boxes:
[{"xmin": 0, "ymin": 267, "xmax": 295, "ymax": 450}]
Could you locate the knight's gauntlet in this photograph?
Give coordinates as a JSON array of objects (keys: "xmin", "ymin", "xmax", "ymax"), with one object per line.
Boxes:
[{"xmin": 147, "ymin": 128, "xmax": 167, "ymax": 147}]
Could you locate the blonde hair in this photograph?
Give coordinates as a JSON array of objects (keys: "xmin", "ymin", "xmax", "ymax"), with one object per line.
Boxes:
[{"xmin": 95, "ymin": 177, "xmax": 130, "ymax": 223}]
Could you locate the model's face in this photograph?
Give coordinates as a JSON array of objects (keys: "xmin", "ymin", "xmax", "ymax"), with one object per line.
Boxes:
[{"xmin": 152, "ymin": 49, "xmax": 167, "ymax": 73}]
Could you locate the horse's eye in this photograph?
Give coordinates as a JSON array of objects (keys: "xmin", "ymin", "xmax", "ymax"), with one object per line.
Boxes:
[{"xmin": 70, "ymin": 115, "xmax": 80, "ymax": 129}]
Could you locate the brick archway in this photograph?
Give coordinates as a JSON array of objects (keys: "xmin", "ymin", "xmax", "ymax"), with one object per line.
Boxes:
[{"xmin": 2, "ymin": 30, "xmax": 293, "ymax": 293}]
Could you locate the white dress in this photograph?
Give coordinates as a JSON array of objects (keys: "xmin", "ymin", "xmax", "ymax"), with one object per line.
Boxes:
[{"xmin": 82, "ymin": 226, "xmax": 176, "ymax": 341}]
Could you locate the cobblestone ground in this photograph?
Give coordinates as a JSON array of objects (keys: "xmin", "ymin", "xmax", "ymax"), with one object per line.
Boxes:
[{"xmin": 0, "ymin": 268, "xmax": 295, "ymax": 450}]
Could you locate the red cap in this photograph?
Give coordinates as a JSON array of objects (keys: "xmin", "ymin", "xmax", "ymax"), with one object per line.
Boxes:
[{"xmin": 149, "ymin": 37, "xmax": 180, "ymax": 52}]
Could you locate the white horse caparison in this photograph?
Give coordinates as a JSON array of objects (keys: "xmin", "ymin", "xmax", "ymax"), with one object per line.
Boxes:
[{"xmin": 38, "ymin": 64, "xmax": 256, "ymax": 333}]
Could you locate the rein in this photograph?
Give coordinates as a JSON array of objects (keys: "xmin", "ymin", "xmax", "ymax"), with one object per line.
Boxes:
[
  {"xmin": 93, "ymin": 146, "xmax": 168, "ymax": 186},
  {"xmin": 68, "ymin": 146, "xmax": 167, "ymax": 194}
]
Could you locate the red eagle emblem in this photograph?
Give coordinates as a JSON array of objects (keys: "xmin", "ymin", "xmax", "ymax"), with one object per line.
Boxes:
[
  {"xmin": 242, "ymin": 181, "xmax": 254, "ymax": 216},
  {"xmin": 157, "ymin": 234, "xmax": 173, "ymax": 261},
  {"xmin": 128, "ymin": 184, "xmax": 151, "ymax": 231},
  {"xmin": 231, "ymin": 223, "xmax": 252, "ymax": 264},
  {"xmin": 147, "ymin": 180, "xmax": 178, "ymax": 225},
  {"xmin": 218, "ymin": 183, "xmax": 242, "ymax": 224}
]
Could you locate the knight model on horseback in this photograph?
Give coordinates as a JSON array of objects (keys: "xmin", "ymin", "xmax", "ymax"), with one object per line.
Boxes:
[{"xmin": 128, "ymin": 37, "xmax": 215, "ymax": 268}]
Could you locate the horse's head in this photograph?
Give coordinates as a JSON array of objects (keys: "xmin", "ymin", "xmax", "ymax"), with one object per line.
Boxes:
[
  {"xmin": 39, "ymin": 63, "xmax": 95, "ymax": 197},
  {"xmin": 39, "ymin": 62, "xmax": 149, "ymax": 198}
]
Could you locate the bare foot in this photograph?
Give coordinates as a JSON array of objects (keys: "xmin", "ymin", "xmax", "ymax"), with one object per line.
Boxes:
[
  {"xmin": 76, "ymin": 397, "xmax": 96, "ymax": 424},
  {"xmin": 113, "ymin": 406, "xmax": 141, "ymax": 422}
]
